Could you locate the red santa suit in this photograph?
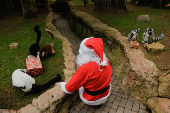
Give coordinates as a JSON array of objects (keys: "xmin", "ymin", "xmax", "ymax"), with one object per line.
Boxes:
[{"xmin": 59, "ymin": 38, "xmax": 112, "ymax": 105}]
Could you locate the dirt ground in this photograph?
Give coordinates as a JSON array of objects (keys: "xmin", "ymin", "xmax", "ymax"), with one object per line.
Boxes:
[{"xmin": 76, "ymin": 3, "xmax": 170, "ymax": 73}]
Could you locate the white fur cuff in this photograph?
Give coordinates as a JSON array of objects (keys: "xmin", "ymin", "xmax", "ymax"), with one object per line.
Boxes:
[{"xmin": 59, "ymin": 82, "xmax": 73, "ymax": 94}]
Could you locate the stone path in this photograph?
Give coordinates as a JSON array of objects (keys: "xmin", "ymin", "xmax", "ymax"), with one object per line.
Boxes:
[{"xmin": 54, "ymin": 13, "xmax": 150, "ymax": 113}]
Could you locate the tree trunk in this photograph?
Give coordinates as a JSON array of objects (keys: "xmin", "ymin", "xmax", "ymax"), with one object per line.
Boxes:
[
  {"xmin": 84, "ymin": 0, "xmax": 88, "ymax": 6},
  {"xmin": 94, "ymin": 0, "xmax": 106, "ymax": 13},
  {"xmin": 20, "ymin": 0, "xmax": 37, "ymax": 19},
  {"xmin": 150, "ymin": 0, "xmax": 162, "ymax": 8},
  {"xmin": 111, "ymin": 0, "xmax": 128, "ymax": 13}
]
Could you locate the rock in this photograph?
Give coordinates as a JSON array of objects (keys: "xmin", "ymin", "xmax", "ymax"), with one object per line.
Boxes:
[
  {"xmin": 158, "ymin": 70, "xmax": 170, "ymax": 98},
  {"xmin": 146, "ymin": 42, "xmax": 165, "ymax": 52},
  {"xmin": 136, "ymin": 15, "xmax": 150, "ymax": 22},
  {"xmin": 10, "ymin": 43, "xmax": 19, "ymax": 49},
  {"xmin": 147, "ymin": 97, "xmax": 170, "ymax": 113},
  {"xmin": 19, "ymin": 104, "xmax": 40, "ymax": 113}
]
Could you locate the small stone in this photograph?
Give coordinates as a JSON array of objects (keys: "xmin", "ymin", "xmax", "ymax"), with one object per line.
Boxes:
[{"xmin": 10, "ymin": 43, "xmax": 19, "ymax": 49}]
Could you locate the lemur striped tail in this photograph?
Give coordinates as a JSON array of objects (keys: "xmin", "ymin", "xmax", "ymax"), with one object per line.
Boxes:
[{"xmin": 154, "ymin": 34, "xmax": 164, "ymax": 42}]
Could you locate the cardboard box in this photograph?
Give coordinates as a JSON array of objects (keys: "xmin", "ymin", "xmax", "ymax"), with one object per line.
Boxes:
[
  {"xmin": 10, "ymin": 43, "xmax": 19, "ymax": 49},
  {"xmin": 130, "ymin": 41, "xmax": 139, "ymax": 49},
  {"xmin": 26, "ymin": 57, "xmax": 43, "ymax": 75}
]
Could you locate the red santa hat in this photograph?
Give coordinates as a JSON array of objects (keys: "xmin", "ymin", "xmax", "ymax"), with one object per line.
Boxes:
[{"xmin": 84, "ymin": 38, "xmax": 107, "ymax": 66}]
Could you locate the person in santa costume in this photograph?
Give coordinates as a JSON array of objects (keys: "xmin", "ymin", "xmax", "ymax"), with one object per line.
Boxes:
[{"xmin": 59, "ymin": 37, "xmax": 112, "ymax": 106}]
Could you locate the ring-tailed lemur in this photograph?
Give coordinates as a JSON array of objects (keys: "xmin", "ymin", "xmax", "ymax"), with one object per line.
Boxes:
[
  {"xmin": 128, "ymin": 27, "xmax": 140, "ymax": 43},
  {"xmin": 142, "ymin": 28, "xmax": 164, "ymax": 45}
]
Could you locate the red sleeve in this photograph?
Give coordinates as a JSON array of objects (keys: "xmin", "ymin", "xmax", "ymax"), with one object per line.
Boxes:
[{"xmin": 65, "ymin": 66, "xmax": 89, "ymax": 92}]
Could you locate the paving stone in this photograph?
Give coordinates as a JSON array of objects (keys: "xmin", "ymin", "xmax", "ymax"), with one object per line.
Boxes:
[
  {"xmin": 119, "ymin": 89, "xmax": 124, "ymax": 94},
  {"xmin": 84, "ymin": 104, "xmax": 90, "ymax": 110},
  {"xmin": 108, "ymin": 95, "xmax": 116, "ymax": 102},
  {"xmin": 88, "ymin": 106, "xmax": 96, "ymax": 112},
  {"xmin": 111, "ymin": 100, "xmax": 120, "ymax": 109},
  {"xmin": 124, "ymin": 109, "xmax": 132, "ymax": 113},
  {"xmin": 117, "ymin": 107, "xmax": 124, "ymax": 113},
  {"xmin": 105, "ymin": 101, "xmax": 112, "ymax": 107},
  {"xmin": 113, "ymin": 86, "xmax": 121, "ymax": 92},
  {"xmin": 121, "ymin": 94, "xmax": 129, "ymax": 99},
  {"xmin": 75, "ymin": 102, "xmax": 85, "ymax": 112},
  {"xmin": 124, "ymin": 109, "xmax": 136, "ymax": 113},
  {"xmin": 109, "ymin": 108, "xmax": 116, "ymax": 113},
  {"xmin": 103, "ymin": 106, "xmax": 110, "ymax": 112},
  {"xmin": 71, "ymin": 111, "xmax": 79, "ymax": 113},
  {"xmin": 116, "ymin": 96, "xmax": 122, "ymax": 101},
  {"xmin": 94, "ymin": 105, "xmax": 104, "ymax": 113},
  {"xmin": 132, "ymin": 102, "xmax": 139, "ymax": 112},
  {"xmin": 125, "ymin": 100, "xmax": 133, "ymax": 110},
  {"xmin": 119, "ymin": 98, "xmax": 127, "ymax": 107},
  {"xmin": 87, "ymin": 111, "xmax": 93, "ymax": 113},
  {"xmin": 80, "ymin": 108, "xmax": 87, "ymax": 113},
  {"xmin": 101, "ymin": 111, "xmax": 108, "ymax": 113}
]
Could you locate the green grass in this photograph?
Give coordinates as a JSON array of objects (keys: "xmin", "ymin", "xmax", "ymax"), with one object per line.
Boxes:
[
  {"xmin": 72, "ymin": 0, "xmax": 170, "ymax": 42},
  {"xmin": 0, "ymin": 11, "xmax": 64, "ymax": 109}
]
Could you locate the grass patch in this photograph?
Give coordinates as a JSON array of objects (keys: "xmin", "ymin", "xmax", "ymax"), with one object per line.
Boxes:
[{"xmin": 0, "ymin": 10, "xmax": 64, "ymax": 109}]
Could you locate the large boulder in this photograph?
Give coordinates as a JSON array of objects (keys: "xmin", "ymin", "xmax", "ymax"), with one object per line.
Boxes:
[
  {"xmin": 120, "ymin": 36, "xmax": 162, "ymax": 104},
  {"xmin": 147, "ymin": 97, "xmax": 170, "ymax": 113},
  {"xmin": 136, "ymin": 15, "xmax": 150, "ymax": 22},
  {"xmin": 158, "ymin": 70, "xmax": 170, "ymax": 98}
]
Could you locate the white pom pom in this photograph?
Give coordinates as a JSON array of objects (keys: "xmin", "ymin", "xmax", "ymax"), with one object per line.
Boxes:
[{"xmin": 100, "ymin": 59, "xmax": 108, "ymax": 66}]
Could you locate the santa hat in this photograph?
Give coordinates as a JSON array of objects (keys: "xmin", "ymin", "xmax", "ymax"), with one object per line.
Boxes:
[{"xmin": 84, "ymin": 38, "xmax": 107, "ymax": 66}]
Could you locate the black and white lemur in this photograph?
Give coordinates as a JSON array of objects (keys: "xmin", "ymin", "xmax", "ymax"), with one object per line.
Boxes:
[
  {"xmin": 128, "ymin": 27, "xmax": 140, "ymax": 43},
  {"xmin": 12, "ymin": 69, "xmax": 61, "ymax": 95},
  {"xmin": 39, "ymin": 29, "xmax": 56, "ymax": 58},
  {"xmin": 142, "ymin": 28, "xmax": 164, "ymax": 45},
  {"xmin": 29, "ymin": 25, "xmax": 41, "ymax": 57}
]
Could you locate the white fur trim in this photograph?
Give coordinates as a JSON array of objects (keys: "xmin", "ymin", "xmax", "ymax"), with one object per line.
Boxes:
[
  {"xmin": 100, "ymin": 59, "xmax": 108, "ymax": 66},
  {"xmin": 59, "ymin": 82, "xmax": 73, "ymax": 94},
  {"xmin": 79, "ymin": 84, "xmax": 111, "ymax": 106}
]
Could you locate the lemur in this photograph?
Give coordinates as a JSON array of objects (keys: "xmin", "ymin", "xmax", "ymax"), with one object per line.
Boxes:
[
  {"xmin": 128, "ymin": 27, "xmax": 140, "ymax": 43},
  {"xmin": 39, "ymin": 29, "xmax": 56, "ymax": 58},
  {"xmin": 29, "ymin": 25, "xmax": 41, "ymax": 57},
  {"xmin": 12, "ymin": 69, "xmax": 61, "ymax": 95},
  {"xmin": 142, "ymin": 28, "xmax": 164, "ymax": 45}
]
